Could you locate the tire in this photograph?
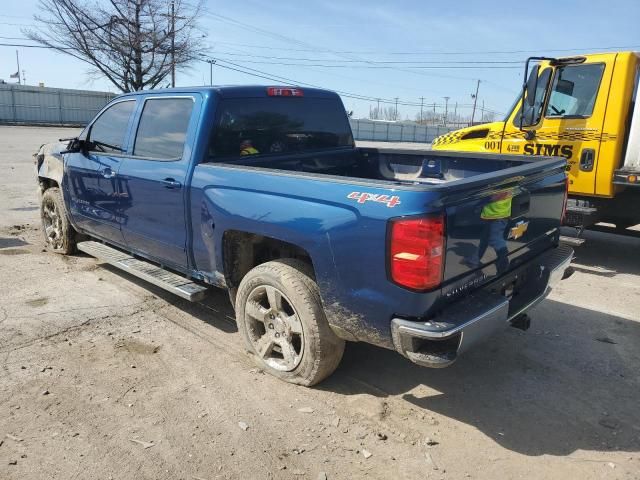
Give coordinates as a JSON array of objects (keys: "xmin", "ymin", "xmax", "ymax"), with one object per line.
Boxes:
[
  {"xmin": 235, "ymin": 259, "xmax": 345, "ymax": 386},
  {"xmin": 40, "ymin": 187, "xmax": 76, "ymax": 255}
]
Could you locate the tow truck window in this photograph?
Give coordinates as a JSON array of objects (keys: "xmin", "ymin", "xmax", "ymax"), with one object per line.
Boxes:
[
  {"xmin": 513, "ymin": 67, "xmax": 552, "ymax": 127},
  {"xmin": 545, "ymin": 64, "xmax": 605, "ymax": 118},
  {"xmin": 88, "ymin": 100, "xmax": 135, "ymax": 154},
  {"xmin": 210, "ymin": 97, "xmax": 354, "ymax": 159}
]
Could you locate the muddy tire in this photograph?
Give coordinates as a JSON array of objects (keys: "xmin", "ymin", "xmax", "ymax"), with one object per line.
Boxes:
[
  {"xmin": 40, "ymin": 187, "xmax": 76, "ymax": 255},
  {"xmin": 235, "ymin": 259, "xmax": 345, "ymax": 386}
]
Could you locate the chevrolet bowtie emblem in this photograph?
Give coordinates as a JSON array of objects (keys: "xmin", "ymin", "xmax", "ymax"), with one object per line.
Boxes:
[{"xmin": 508, "ymin": 220, "xmax": 529, "ymax": 240}]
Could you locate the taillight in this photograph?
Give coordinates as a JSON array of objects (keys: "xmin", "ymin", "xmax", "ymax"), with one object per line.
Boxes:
[
  {"xmin": 266, "ymin": 87, "xmax": 304, "ymax": 97},
  {"xmin": 389, "ymin": 216, "xmax": 445, "ymax": 290}
]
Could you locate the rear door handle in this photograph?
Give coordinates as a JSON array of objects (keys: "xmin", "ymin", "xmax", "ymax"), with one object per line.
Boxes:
[
  {"xmin": 162, "ymin": 178, "xmax": 182, "ymax": 189},
  {"xmin": 101, "ymin": 167, "xmax": 116, "ymax": 179}
]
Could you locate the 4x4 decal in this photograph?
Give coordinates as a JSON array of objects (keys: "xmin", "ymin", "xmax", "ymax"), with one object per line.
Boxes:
[{"xmin": 347, "ymin": 192, "xmax": 401, "ymax": 208}]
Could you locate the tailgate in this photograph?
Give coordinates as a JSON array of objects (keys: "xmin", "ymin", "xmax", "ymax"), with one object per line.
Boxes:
[{"xmin": 443, "ymin": 163, "xmax": 567, "ymax": 283}]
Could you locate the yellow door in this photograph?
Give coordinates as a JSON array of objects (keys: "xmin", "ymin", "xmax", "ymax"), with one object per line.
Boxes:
[{"xmin": 500, "ymin": 54, "xmax": 616, "ymax": 196}]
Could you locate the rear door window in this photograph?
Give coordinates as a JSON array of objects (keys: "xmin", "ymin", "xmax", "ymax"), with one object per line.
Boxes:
[
  {"xmin": 88, "ymin": 100, "xmax": 136, "ymax": 154},
  {"xmin": 210, "ymin": 97, "xmax": 354, "ymax": 159},
  {"xmin": 133, "ymin": 97, "xmax": 194, "ymax": 160}
]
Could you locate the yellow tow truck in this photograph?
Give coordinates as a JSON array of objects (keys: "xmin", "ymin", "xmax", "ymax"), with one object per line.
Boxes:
[{"xmin": 433, "ymin": 51, "xmax": 640, "ymax": 229}]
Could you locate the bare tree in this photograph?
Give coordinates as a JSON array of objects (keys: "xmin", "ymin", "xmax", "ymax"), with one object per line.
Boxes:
[
  {"xmin": 25, "ymin": 0, "xmax": 204, "ymax": 92},
  {"xmin": 370, "ymin": 105, "xmax": 401, "ymax": 121}
]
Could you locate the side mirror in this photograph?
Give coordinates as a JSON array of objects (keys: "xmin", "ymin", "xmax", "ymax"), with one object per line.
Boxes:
[
  {"xmin": 525, "ymin": 64, "xmax": 540, "ymax": 107},
  {"xmin": 61, "ymin": 138, "xmax": 89, "ymax": 154}
]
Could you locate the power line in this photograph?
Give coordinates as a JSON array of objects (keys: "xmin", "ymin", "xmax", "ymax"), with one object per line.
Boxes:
[
  {"xmin": 206, "ymin": 51, "xmax": 524, "ymax": 64},
  {"xmin": 0, "ymin": 22, "xmax": 38, "ymax": 27},
  {"xmin": 205, "ymin": 39, "xmax": 640, "ymax": 56},
  {"xmin": 1, "ymin": 14, "xmax": 34, "ymax": 20},
  {"xmin": 207, "ymin": 56, "xmax": 506, "ymax": 115},
  {"xmin": 0, "ymin": 42, "xmax": 73, "ymax": 50},
  {"xmin": 0, "ymin": 36, "xmax": 33, "ymax": 41},
  {"xmin": 209, "ymin": 58, "xmax": 521, "ymax": 69}
]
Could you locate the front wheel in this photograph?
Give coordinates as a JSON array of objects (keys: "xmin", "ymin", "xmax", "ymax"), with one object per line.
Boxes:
[
  {"xmin": 235, "ymin": 259, "xmax": 345, "ymax": 386},
  {"xmin": 40, "ymin": 187, "xmax": 76, "ymax": 255}
]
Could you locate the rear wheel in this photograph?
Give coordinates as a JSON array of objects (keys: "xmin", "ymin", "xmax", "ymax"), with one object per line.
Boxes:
[
  {"xmin": 235, "ymin": 259, "xmax": 345, "ymax": 386},
  {"xmin": 40, "ymin": 187, "xmax": 76, "ymax": 255}
]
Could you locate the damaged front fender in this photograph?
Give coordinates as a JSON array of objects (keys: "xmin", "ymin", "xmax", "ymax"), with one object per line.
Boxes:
[{"xmin": 35, "ymin": 141, "xmax": 68, "ymax": 190}]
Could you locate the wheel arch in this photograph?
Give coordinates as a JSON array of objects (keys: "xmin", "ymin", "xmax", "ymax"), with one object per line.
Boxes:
[{"xmin": 222, "ymin": 230, "xmax": 315, "ymax": 298}]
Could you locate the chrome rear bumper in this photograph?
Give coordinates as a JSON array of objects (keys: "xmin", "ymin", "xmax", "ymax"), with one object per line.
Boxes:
[{"xmin": 391, "ymin": 244, "xmax": 574, "ymax": 368}]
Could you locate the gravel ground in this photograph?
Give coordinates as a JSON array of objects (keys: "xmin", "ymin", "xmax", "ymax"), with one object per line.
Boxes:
[{"xmin": 0, "ymin": 125, "xmax": 639, "ymax": 480}]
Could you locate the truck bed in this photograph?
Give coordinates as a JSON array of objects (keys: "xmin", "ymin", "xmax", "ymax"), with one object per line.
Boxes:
[{"xmin": 220, "ymin": 146, "xmax": 563, "ymax": 191}]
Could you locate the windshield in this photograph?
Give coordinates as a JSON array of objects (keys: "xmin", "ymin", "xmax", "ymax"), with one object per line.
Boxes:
[{"xmin": 210, "ymin": 97, "xmax": 354, "ymax": 159}]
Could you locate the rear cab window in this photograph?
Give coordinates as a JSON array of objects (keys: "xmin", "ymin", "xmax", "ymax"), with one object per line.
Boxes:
[{"xmin": 209, "ymin": 94, "xmax": 354, "ymax": 160}]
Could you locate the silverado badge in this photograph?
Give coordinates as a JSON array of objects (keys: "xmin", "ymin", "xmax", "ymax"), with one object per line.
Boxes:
[{"xmin": 508, "ymin": 220, "xmax": 529, "ymax": 240}]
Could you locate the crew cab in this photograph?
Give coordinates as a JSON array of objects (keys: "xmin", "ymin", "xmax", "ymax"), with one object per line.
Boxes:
[{"xmin": 35, "ymin": 85, "xmax": 574, "ymax": 385}]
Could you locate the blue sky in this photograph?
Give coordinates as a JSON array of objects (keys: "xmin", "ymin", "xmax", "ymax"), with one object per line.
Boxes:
[{"xmin": 2, "ymin": 0, "xmax": 640, "ymax": 119}]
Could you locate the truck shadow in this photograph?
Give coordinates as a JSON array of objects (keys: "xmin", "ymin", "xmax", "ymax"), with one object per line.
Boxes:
[
  {"xmin": 321, "ymin": 299, "xmax": 640, "ymax": 457},
  {"xmin": 564, "ymin": 227, "xmax": 640, "ymax": 276},
  {"xmin": 99, "ymin": 264, "xmax": 238, "ymax": 335},
  {"xmin": 97, "ymin": 254, "xmax": 640, "ymax": 458}
]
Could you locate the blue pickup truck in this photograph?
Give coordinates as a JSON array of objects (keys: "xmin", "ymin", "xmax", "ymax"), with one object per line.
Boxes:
[{"xmin": 35, "ymin": 86, "xmax": 574, "ymax": 385}]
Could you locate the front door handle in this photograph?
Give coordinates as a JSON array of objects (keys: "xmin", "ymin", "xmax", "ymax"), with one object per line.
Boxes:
[
  {"xmin": 162, "ymin": 178, "xmax": 182, "ymax": 189},
  {"xmin": 579, "ymin": 149, "xmax": 595, "ymax": 172},
  {"xmin": 101, "ymin": 167, "xmax": 116, "ymax": 179}
]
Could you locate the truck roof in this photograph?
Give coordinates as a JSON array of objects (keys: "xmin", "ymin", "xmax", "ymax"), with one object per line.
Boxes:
[{"xmin": 116, "ymin": 85, "xmax": 341, "ymax": 100}]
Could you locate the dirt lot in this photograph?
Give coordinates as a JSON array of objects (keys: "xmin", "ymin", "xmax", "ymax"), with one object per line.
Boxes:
[{"xmin": 0, "ymin": 125, "xmax": 639, "ymax": 480}]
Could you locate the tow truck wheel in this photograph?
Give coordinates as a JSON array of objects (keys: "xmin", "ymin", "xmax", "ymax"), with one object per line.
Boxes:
[
  {"xmin": 40, "ymin": 187, "xmax": 76, "ymax": 255},
  {"xmin": 235, "ymin": 259, "xmax": 345, "ymax": 386}
]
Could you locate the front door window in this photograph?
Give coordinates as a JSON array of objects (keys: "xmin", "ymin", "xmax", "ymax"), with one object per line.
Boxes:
[{"xmin": 545, "ymin": 64, "xmax": 605, "ymax": 118}]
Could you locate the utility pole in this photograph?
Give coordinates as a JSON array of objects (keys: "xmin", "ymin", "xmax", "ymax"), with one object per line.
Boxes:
[
  {"xmin": 443, "ymin": 96, "xmax": 450, "ymax": 127},
  {"xmin": 376, "ymin": 98, "xmax": 380, "ymax": 119},
  {"xmin": 470, "ymin": 79, "xmax": 481, "ymax": 125},
  {"xmin": 15, "ymin": 50, "xmax": 21, "ymax": 85},
  {"xmin": 419, "ymin": 96, "xmax": 424, "ymax": 124},
  {"xmin": 170, "ymin": 0, "xmax": 175, "ymax": 87},
  {"xmin": 454, "ymin": 102, "xmax": 457, "ymax": 124},
  {"xmin": 394, "ymin": 97, "xmax": 399, "ymax": 121}
]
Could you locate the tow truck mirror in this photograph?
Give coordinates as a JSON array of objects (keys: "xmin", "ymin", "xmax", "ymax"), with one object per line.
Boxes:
[{"xmin": 525, "ymin": 64, "xmax": 540, "ymax": 107}]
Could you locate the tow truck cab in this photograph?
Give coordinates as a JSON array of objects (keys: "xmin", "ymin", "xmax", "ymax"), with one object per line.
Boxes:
[{"xmin": 433, "ymin": 51, "xmax": 640, "ymax": 229}]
